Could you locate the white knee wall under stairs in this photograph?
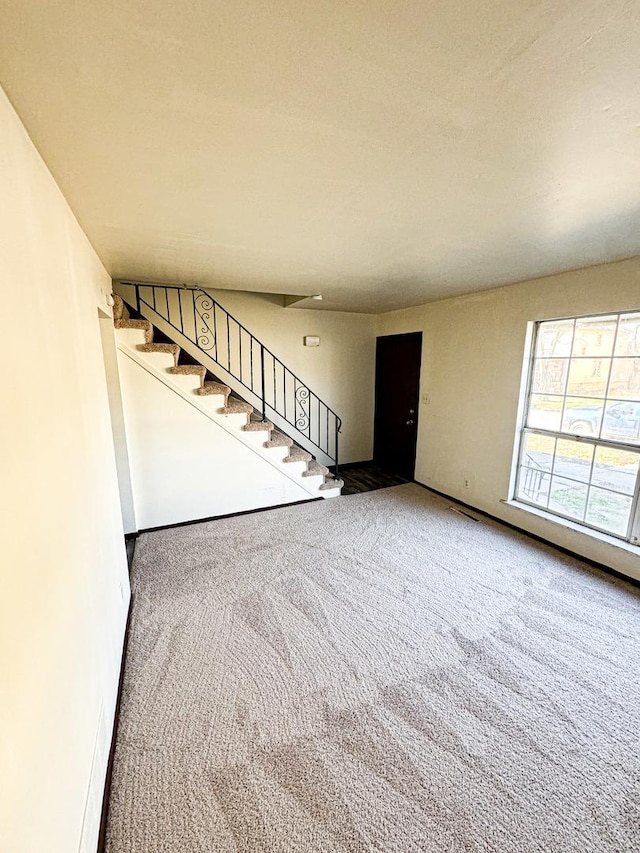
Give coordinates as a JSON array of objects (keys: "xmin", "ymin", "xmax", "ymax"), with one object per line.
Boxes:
[{"xmin": 116, "ymin": 326, "xmax": 342, "ymax": 530}]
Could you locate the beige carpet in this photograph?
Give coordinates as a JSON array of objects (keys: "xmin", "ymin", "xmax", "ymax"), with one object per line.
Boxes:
[{"xmin": 106, "ymin": 484, "xmax": 640, "ymax": 852}]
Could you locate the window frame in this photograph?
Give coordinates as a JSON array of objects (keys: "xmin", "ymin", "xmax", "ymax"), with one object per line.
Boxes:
[{"xmin": 513, "ymin": 311, "xmax": 640, "ymax": 545}]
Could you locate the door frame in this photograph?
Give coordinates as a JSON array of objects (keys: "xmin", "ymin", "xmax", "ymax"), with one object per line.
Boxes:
[{"xmin": 373, "ymin": 331, "xmax": 423, "ymax": 478}]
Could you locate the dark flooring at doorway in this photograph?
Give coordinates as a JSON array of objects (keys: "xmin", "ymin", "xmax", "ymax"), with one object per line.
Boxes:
[
  {"xmin": 339, "ymin": 461, "xmax": 410, "ymax": 495},
  {"xmin": 125, "ymin": 537, "xmax": 136, "ymax": 572}
]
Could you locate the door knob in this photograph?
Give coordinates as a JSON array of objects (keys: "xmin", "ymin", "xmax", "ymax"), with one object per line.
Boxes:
[{"xmin": 406, "ymin": 419, "xmax": 414, "ymax": 425}]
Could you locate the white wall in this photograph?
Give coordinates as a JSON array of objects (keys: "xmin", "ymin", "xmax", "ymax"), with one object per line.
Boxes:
[
  {"xmin": 0, "ymin": 87, "xmax": 130, "ymax": 852},
  {"xmin": 378, "ymin": 257, "xmax": 640, "ymax": 582},
  {"xmin": 207, "ymin": 290, "xmax": 377, "ymax": 463},
  {"xmin": 118, "ymin": 350, "xmax": 312, "ymax": 529}
]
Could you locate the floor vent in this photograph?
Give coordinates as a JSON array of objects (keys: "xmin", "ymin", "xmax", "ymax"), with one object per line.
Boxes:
[{"xmin": 450, "ymin": 506, "xmax": 479, "ymax": 522}]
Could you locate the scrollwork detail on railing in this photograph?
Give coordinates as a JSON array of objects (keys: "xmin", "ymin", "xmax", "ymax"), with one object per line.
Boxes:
[
  {"xmin": 295, "ymin": 385, "xmax": 310, "ymax": 432},
  {"xmin": 194, "ymin": 292, "xmax": 215, "ymax": 351}
]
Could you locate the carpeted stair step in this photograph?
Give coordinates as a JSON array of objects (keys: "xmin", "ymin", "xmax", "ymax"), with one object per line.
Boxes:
[
  {"xmin": 302, "ymin": 461, "xmax": 329, "ymax": 478},
  {"xmin": 264, "ymin": 431, "xmax": 293, "ymax": 448},
  {"xmin": 319, "ymin": 477, "xmax": 344, "ymax": 491},
  {"xmin": 243, "ymin": 418, "xmax": 274, "ymax": 433},
  {"xmin": 115, "ymin": 317, "xmax": 153, "ymax": 342},
  {"xmin": 285, "ymin": 446, "xmax": 312, "ymax": 463},
  {"xmin": 167, "ymin": 364, "xmax": 206, "ymax": 382},
  {"xmin": 137, "ymin": 343, "xmax": 180, "ymax": 366},
  {"xmin": 112, "ymin": 294, "xmax": 128, "ymax": 321},
  {"xmin": 196, "ymin": 381, "xmax": 230, "ymax": 400},
  {"xmin": 221, "ymin": 397, "xmax": 253, "ymax": 415}
]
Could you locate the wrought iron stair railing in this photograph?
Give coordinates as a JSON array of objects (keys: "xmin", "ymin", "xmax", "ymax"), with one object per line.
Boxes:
[
  {"xmin": 521, "ymin": 453, "xmax": 548, "ymax": 501},
  {"xmin": 116, "ymin": 282, "xmax": 342, "ymax": 473}
]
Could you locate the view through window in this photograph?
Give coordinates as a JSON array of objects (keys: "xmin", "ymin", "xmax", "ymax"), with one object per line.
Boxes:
[{"xmin": 515, "ymin": 311, "xmax": 640, "ymax": 542}]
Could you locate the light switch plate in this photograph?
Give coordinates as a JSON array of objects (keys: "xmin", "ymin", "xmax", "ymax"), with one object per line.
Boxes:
[{"xmin": 304, "ymin": 335, "xmax": 320, "ymax": 347}]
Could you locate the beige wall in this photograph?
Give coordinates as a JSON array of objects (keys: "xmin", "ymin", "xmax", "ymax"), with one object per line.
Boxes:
[
  {"xmin": 208, "ymin": 290, "xmax": 377, "ymax": 463},
  {"xmin": 378, "ymin": 257, "xmax": 640, "ymax": 582},
  {"xmin": 0, "ymin": 87, "xmax": 130, "ymax": 852}
]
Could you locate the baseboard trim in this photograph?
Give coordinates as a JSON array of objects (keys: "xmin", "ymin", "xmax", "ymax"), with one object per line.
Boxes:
[
  {"xmin": 137, "ymin": 497, "xmax": 322, "ymax": 535},
  {"xmin": 97, "ymin": 596, "xmax": 134, "ymax": 853},
  {"xmin": 413, "ymin": 480, "xmax": 639, "ymax": 590}
]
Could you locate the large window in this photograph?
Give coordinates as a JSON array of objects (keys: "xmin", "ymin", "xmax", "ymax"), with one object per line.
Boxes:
[{"xmin": 515, "ymin": 311, "xmax": 640, "ymax": 543}]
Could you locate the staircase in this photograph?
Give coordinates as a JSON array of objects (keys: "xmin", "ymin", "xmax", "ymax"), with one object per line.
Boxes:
[{"xmin": 112, "ymin": 288, "xmax": 344, "ymax": 500}]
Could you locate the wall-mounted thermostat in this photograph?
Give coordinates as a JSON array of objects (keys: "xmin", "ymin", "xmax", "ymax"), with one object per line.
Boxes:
[{"xmin": 304, "ymin": 336, "xmax": 320, "ymax": 347}]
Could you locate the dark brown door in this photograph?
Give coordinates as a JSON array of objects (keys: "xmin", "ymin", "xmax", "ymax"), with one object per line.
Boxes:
[{"xmin": 373, "ymin": 332, "xmax": 422, "ymax": 478}]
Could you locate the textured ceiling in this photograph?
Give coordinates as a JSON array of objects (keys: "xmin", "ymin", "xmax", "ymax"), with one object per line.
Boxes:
[{"xmin": 1, "ymin": 1, "xmax": 639, "ymax": 312}]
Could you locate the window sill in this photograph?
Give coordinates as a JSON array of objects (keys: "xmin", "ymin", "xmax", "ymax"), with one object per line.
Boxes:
[{"xmin": 502, "ymin": 499, "xmax": 640, "ymax": 557}]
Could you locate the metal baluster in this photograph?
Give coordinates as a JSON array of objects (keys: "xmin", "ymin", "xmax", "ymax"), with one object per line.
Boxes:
[
  {"xmin": 213, "ymin": 302, "xmax": 218, "ymax": 360},
  {"xmin": 239, "ymin": 324, "xmax": 243, "ymax": 384},
  {"xmin": 272, "ymin": 354, "xmax": 276, "ymax": 410},
  {"xmin": 250, "ymin": 337, "xmax": 254, "ymax": 392},
  {"xmin": 260, "ymin": 345, "xmax": 266, "ymax": 420},
  {"xmin": 177, "ymin": 288, "xmax": 183, "ymax": 334},
  {"xmin": 226, "ymin": 313, "xmax": 231, "ymax": 372},
  {"xmin": 326, "ymin": 408, "xmax": 329, "ymax": 457}
]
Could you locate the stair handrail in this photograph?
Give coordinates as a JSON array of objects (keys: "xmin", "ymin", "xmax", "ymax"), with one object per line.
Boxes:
[{"xmin": 119, "ymin": 281, "xmax": 342, "ymax": 474}]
